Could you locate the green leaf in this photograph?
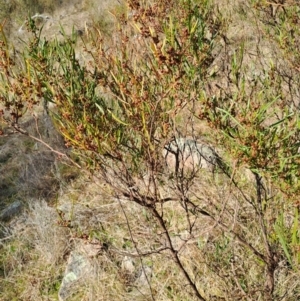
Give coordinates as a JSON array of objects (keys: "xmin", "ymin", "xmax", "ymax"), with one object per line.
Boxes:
[{"xmin": 275, "ymin": 215, "xmax": 293, "ymax": 267}]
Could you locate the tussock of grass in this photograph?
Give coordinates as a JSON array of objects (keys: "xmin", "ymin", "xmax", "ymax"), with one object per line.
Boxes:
[{"xmin": 0, "ymin": 200, "xmax": 67, "ymax": 300}]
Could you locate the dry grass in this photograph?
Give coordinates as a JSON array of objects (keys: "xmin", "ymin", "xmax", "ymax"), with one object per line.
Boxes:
[
  {"xmin": 0, "ymin": 200, "xmax": 68, "ymax": 300},
  {"xmin": 1, "ymin": 166, "xmax": 299, "ymax": 300}
]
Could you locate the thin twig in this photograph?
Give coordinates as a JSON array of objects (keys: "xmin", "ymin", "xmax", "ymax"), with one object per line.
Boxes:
[
  {"xmin": 116, "ymin": 195, "xmax": 155, "ymax": 301},
  {"xmin": 12, "ymin": 124, "xmax": 81, "ymax": 169},
  {"xmin": 151, "ymin": 206, "xmax": 207, "ymax": 301},
  {"xmin": 230, "ymin": 260, "xmax": 252, "ymax": 301}
]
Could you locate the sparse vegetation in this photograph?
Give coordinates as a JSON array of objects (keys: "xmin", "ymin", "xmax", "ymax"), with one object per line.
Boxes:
[{"xmin": 0, "ymin": 0, "xmax": 300, "ymax": 300}]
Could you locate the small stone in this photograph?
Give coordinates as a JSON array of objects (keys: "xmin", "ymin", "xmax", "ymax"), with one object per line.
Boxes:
[
  {"xmin": 0, "ymin": 200, "xmax": 23, "ymax": 222},
  {"xmin": 121, "ymin": 256, "xmax": 135, "ymax": 274},
  {"xmin": 135, "ymin": 266, "xmax": 152, "ymax": 288},
  {"xmin": 58, "ymin": 252, "xmax": 92, "ymax": 301}
]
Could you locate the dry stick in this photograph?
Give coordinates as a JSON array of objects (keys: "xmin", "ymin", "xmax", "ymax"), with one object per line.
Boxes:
[
  {"xmin": 254, "ymin": 173, "xmax": 277, "ymax": 298},
  {"xmin": 187, "ymin": 199, "xmax": 268, "ymax": 264},
  {"xmin": 33, "ymin": 114, "xmax": 42, "ymax": 140},
  {"xmin": 150, "ymin": 206, "xmax": 207, "ymax": 301},
  {"xmin": 202, "ymin": 156, "xmax": 276, "ymax": 297},
  {"xmin": 116, "ymin": 194, "xmax": 155, "ymax": 301},
  {"xmin": 110, "ymin": 246, "xmax": 169, "ymax": 258},
  {"xmin": 217, "ymin": 160, "xmax": 273, "ymax": 264},
  {"xmin": 93, "ymin": 159, "xmax": 204, "ymax": 299},
  {"xmin": 230, "ymin": 260, "xmax": 252, "ymax": 301},
  {"xmin": 91, "ymin": 174, "xmax": 170, "ymax": 259},
  {"xmin": 12, "ymin": 125, "xmax": 81, "ymax": 169},
  {"xmin": 108, "ymin": 169, "xmax": 206, "ymax": 300}
]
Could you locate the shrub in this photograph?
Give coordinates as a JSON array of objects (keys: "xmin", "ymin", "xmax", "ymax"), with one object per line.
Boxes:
[{"xmin": 0, "ymin": 0, "xmax": 299, "ymax": 300}]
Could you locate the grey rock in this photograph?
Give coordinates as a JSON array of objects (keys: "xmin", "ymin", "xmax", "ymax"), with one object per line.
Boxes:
[
  {"xmin": 121, "ymin": 256, "xmax": 135, "ymax": 274},
  {"xmin": 163, "ymin": 137, "xmax": 220, "ymax": 173},
  {"xmin": 58, "ymin": 251, "xmax": 92, "ymax": 301},
  {"xmin": 134, "ymin": 266, "xmax": 152, "ymax": 288},
  {"xmin": 121, "ymin": 256, "xmax": 152, "ymax": 290},
  {"xmin": 0, "ymin": 200, "xmax": 23, "ymax": 222}
]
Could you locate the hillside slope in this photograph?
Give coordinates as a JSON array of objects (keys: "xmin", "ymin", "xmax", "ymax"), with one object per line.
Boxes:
[{"xmin": 0, "ymin": 1, "xmax": 299, "ymax": 300}]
